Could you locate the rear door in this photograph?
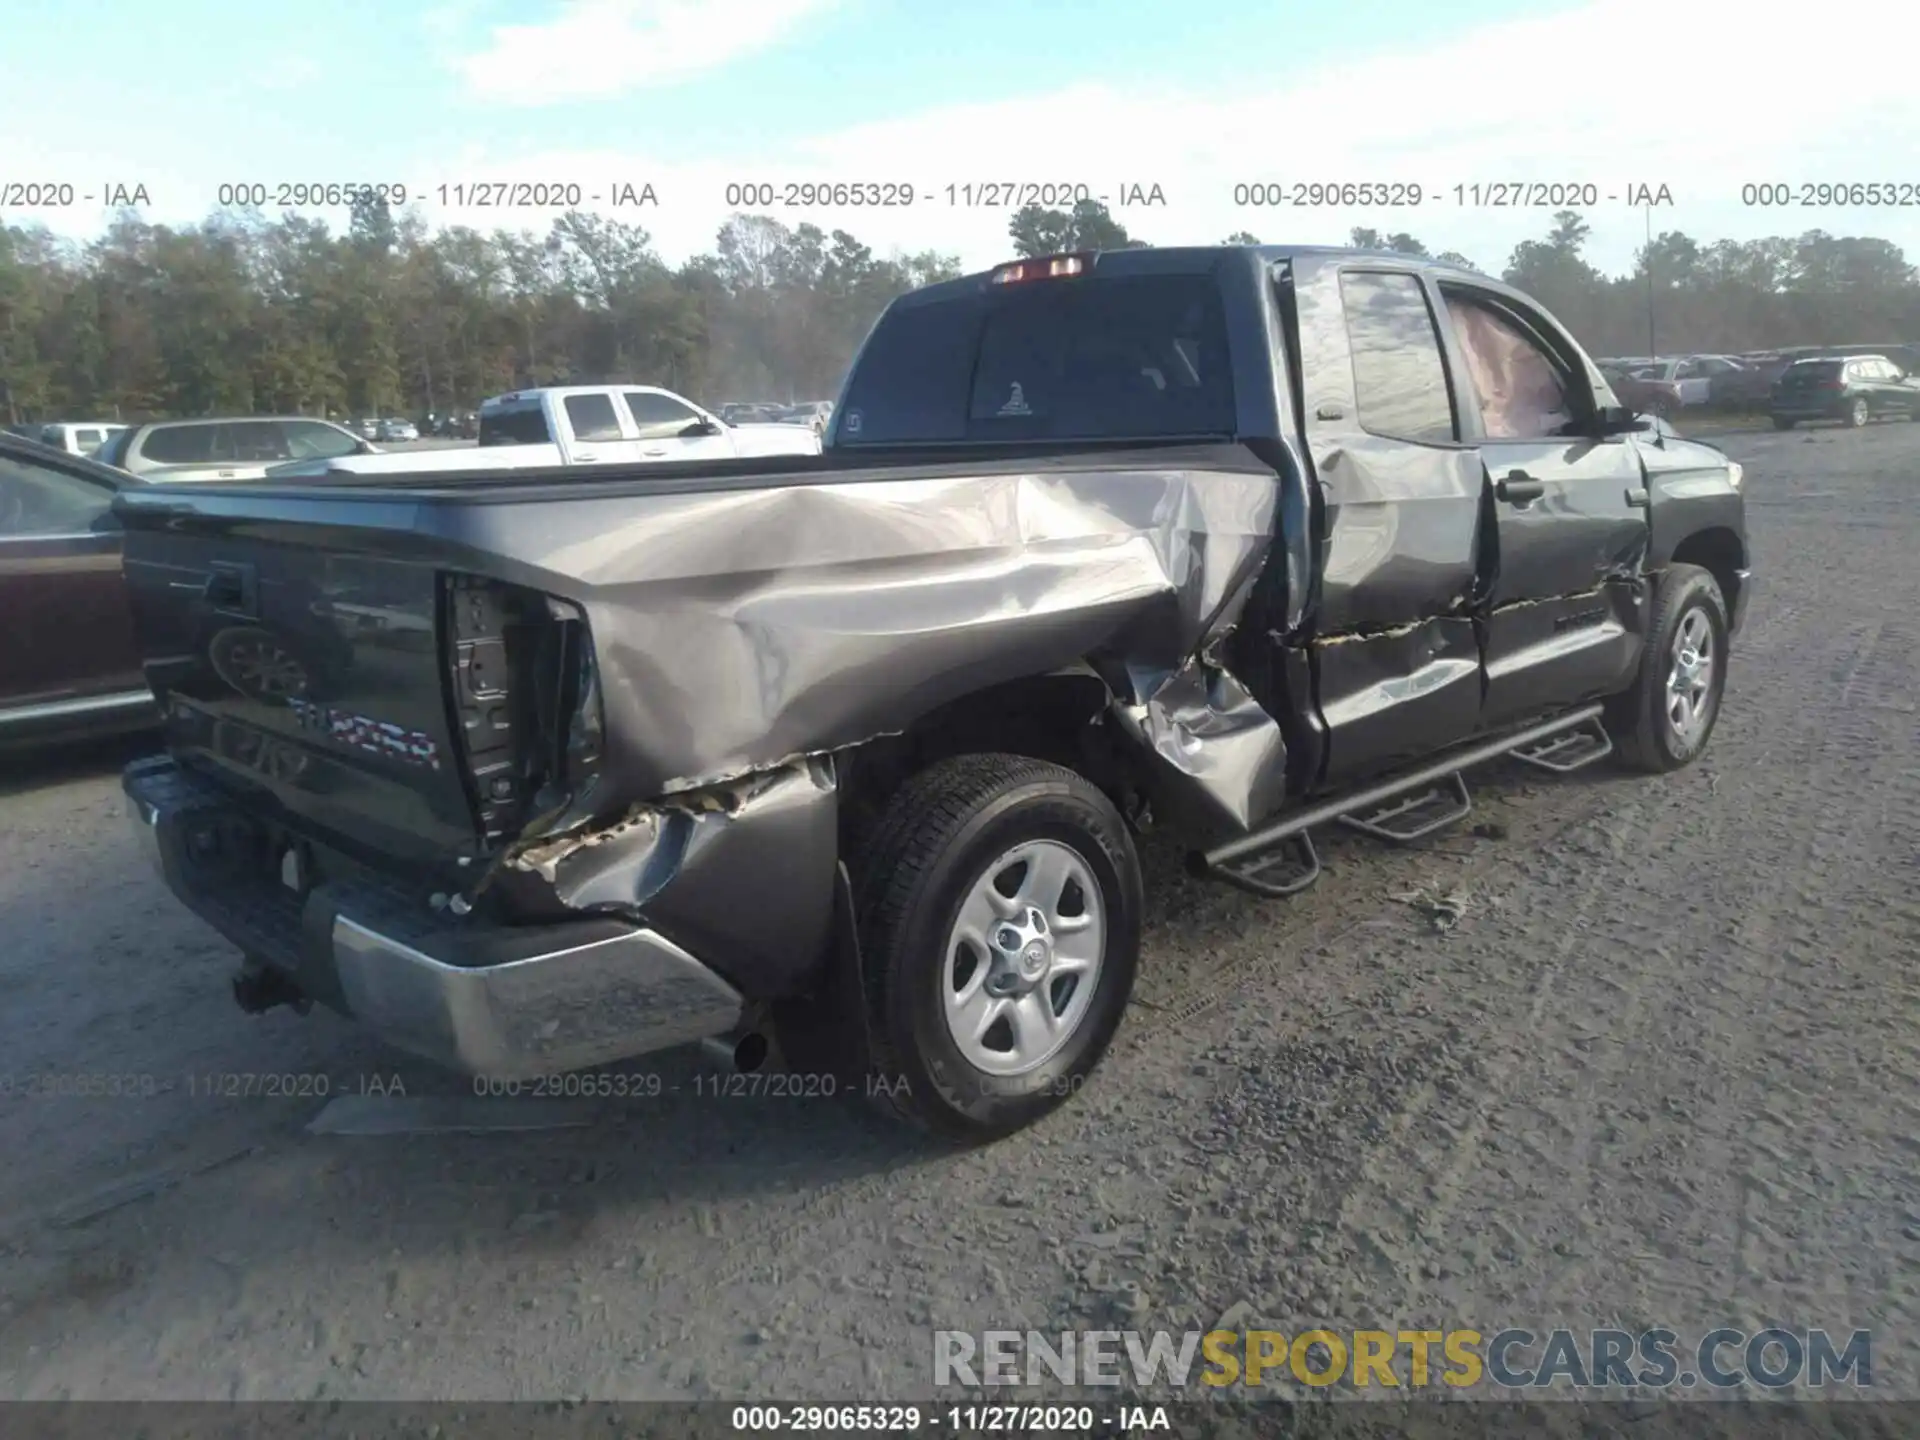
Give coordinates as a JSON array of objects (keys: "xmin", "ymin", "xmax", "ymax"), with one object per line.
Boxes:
[
  {"xmin": 0, "ymin": 447, "xmax": 145, "ymax": 720},
  {"xmin": 1432, "ymin": 281, "xmax": 1649, "ymax": 728},
  {"xmin": 554, "ymin": 392, "xmax": 641, "ymax": 465},
  {"xmin": 622, "ymin": 390, "xmax": 736, "ymax": 462},
  {"xmin": 1286, "ymin": 257, "xmax": 1486, "ymax": 787},
  {"xmin": 1864, "ymin": 358, "xmax": 1909, "ymax": 414}
]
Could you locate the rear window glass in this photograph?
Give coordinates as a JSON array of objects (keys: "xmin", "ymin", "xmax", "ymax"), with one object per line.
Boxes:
[
  {"xmin": 836, "ymin": 274, "xmax": 1235, "ymax": 445},
  {"xmin": 1788, "ymin": 361, "xmax": 1842, "ymax": 379},
  {"xmin": 479, "ymin": 404, "xmax": 552, "ymax": 446}
]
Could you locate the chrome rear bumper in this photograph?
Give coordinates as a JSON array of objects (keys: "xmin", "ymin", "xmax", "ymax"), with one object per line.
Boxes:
[{"xmin": 125, "ymin": 760, "xmax": 744, "ymax": 1079}]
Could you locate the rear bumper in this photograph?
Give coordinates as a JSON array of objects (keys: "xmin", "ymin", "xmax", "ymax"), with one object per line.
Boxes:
[{"xmin": 125, "ymin": 757, "xmax": 744, "ymax": 1079}]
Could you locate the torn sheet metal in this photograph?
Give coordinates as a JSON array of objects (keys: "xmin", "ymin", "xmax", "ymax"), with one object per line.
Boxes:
[
  {"xmin": 434, "ymin": 458, "xmax": 1289, "ymax": 820},
  {"xmin": 1109, "ymin": 660, "xmax": 1289, "ymax": 836},
  {"xmin": 507, "ymin": 759, "xmax": 842, "ymax": 999}
]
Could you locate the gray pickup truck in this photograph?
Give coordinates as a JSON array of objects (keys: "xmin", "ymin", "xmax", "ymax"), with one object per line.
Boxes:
[{"xmin": 118, "ymin": 245, "xmax": 1749, "ymax": 1142}]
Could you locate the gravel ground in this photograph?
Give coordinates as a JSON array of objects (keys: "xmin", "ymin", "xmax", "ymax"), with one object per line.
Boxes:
[{"xmin": 0, "ymin": 420, "xmax": 1915, "ymax": 1406}]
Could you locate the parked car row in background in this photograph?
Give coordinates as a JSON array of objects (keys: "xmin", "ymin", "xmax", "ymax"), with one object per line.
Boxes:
[
  {"xmin": 718, "ymin": 399, "xmax": 835, "ymax": 432},
  {"xmin": 1594, "ymin": 343, "xmax": 1920, "ymax": 419}
]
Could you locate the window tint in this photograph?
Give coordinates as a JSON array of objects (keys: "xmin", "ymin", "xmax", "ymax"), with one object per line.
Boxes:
[
  {"xmin": 837, "ymin": 274, "xmax": 1235, "ymax": 445},
  {"xmin": 478, "ymin": 404, "xmax": 552, "ymax": 446},
  {"xmin": 1339, "ymin": 272, "xmax": 1456, "ymax": 443},
  {"xmin": 624, "ymin": 390, "xmax": 701, "ymax": 440},
  {"xmin": 281, "ymin": 420, "xmax": 363, "ymax": 460},
  {"xmin": 1440, "ymin": 290, "xmax": 1572, "ymax": 439},
  {"xmin": 563, "ymin": 393, "xmax": 623, "ymax": 442},
  {"xmin": 228, "ymin": 421, "xmax": 292, "ymax": 462},
  {"xmin": 0, "ymin": 455, "xmax": 114, "ymax": 536},
  {"xmin": 139, "ymin": 424, "xmax": 220, "ymax": 464}
]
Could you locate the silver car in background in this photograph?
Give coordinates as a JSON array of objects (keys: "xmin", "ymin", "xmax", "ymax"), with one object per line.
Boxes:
[{"xmin": 93, "ymin": 417, "xmax": 377, "ymax": 482}]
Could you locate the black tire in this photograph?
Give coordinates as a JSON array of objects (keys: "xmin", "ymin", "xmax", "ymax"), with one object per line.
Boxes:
[
  {"xmin": 1771, "ymin": 415, "xmax": 1795, "ymax": 430},
  {"xmin": 852, "ymin": 753, "xmax": 1142, "ymax": 1142},
  {"xmin": 1605, "ymin": 564, "xmax": 1729, "ymax": 773},
  {"xmin": 1847, "ymin": 397, "xmax": 1870, "ymax": 428}
]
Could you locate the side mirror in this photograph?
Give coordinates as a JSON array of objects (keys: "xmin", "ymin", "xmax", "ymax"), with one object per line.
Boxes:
[
  {"xmin": 680, "ymin": 418, "xmax": 723, "ymax": 437},
  {"xmin": 1594, "ymin": 404, "xmax": 1646, "ymax": 436}
]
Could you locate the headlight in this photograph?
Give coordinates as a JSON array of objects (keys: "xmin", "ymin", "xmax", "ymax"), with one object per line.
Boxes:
[{"xmin": 1725, "ymin": 461, "xmax": 1743, "ymax": 490}]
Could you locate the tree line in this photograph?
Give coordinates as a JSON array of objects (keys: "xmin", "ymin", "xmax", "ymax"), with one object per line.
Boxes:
[{"xmin": 2, "ymin": 195, "xmax": 1916, "ymax": 424}]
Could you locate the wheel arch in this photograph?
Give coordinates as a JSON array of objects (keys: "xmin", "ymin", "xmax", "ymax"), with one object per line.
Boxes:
[
  {"xmin": 1665, "ymin": 525, "xmax": 1746, "ymax": 624},
  {"xmin": 834, "ymin": 667, "xmax": 1129, "ymax": 848}
]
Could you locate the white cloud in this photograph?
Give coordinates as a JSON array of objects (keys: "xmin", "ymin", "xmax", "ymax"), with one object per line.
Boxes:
[
  {"xmin": 12, "ymin": 0, "xmax": 1919, "ymax": 282},
  {"xmin": 452, "ymin": 0, "xmax": 842, "ymax": 104},
  {"xmin": 414, "ymin": 0, "xmax": 1920, "ymax": 274}
]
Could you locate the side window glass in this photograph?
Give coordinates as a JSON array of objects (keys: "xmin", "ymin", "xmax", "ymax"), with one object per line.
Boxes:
[
  {"xmin": 478, "ymin": 405, "xmax": 551, "ymax": 446},
  {"xmin": 1440, "ymin": 291, "xmax": 1574, "ymax": 439},
  {"xmin": 230, "ymin": 422, "xmax": 292, "ymax": 462},
  {"xmin": 563, "ymin": 394, "xmax": 623, "ymax": 442},
  {"xmin": 139, "ymin": 425, "xmax": 218, "ymax": 464},
  {"xmin": 1336, "ymin": 272, "xmax": 1457, "ymax": 443},
  {"xmin": 0, "ymin": 455, "xmax": 113, "ymax": 536},
  {"xmin": 624, "ymin": 391, "xmax": 702, "ymax": 441},
  {"xmin": 281, "ymin": 420, "xmax": 362, "ymax": 459}
]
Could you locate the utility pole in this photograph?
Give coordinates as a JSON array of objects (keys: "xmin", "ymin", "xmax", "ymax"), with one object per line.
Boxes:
[{"xmin": 1645, "ymin": 206, "xmax": 1657, "ymax": 359}]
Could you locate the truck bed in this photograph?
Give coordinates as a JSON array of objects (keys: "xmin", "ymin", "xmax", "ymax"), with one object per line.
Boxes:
[{"xmin": 115, "ymin": 440, "xmax": 1291, "ymax": 879}]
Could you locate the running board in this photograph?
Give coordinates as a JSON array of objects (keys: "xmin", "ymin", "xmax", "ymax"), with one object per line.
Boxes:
[
  {"xmin": 1338, "ymin": 772, "xmax": 1472, "ymax": 845},
  {"xmin": 1510, "ymin": 717, "xmax": 1614, "ymax": 773},
  {"xmin": 1196, "ymin": 705, "xmax": 1605, "ymax": 900}
]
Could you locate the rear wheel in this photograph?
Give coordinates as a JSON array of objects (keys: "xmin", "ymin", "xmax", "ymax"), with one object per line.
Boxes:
[
  {"xmin": 1771, "ymin": 415, "xmax": 1795, "ymax": 430},
  {"xmin": 1606, "ymin": 564, "xmax": 1729, "ymax": 774},
  {"xmin": 1848, "ymin": 397, "xmax": 1870, "ymax": 427},
  {"xmin": 853, "ymin": 753, "xmax": 1141, "ymax": 1142}
]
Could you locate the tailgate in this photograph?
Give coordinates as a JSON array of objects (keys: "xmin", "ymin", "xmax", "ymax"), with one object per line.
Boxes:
[{"xmin": 118, "ymin": 509, "xmax": 562, "ymax": 870}]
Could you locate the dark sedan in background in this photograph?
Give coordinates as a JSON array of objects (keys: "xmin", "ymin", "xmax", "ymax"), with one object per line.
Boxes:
[
  {"xmin": 1769, "ymin": 354, "xmax": 1920, "ymax": 429},
  {"xmin": 0, "ymin": 432, "xmax": 156, "ymax": 746}
]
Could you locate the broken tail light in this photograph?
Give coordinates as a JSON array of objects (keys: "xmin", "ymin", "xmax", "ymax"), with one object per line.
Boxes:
[
  {"xmin": 442, "ymin": 574, "xmax": 604, "ymax": 851},
  {"xmin": 990, "ymin": 253, "xmax": 1092, "ymax": 284}
]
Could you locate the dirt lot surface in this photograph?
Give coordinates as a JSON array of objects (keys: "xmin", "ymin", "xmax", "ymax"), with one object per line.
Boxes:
[{"xmin": 1, "ymin": 420, "xmax": 1915, "ymax": 1406}]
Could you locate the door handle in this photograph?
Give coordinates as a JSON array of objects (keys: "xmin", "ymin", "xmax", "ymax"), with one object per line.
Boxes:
[
  {"xmin": 1496, "ymin": 471, "xmax": 1546, "ymax": 504},
  {"xmin": 572, "ymin": 452, "xmax": 599, "ymax": 461},
  {"xmin": 643, "ymin": 448, "xmax": 667, "ymax": 457}
]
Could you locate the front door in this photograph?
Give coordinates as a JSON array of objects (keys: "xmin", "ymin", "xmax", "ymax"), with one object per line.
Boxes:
[
  {"xmin": 1431, "ymin": 282, "xmax": 1650, "ymax": 729},
  {"xmin": 622, "ymin": 390, "xmax": 737, "ymax": 463},
  {"xmin": 0, "ymin": 449, "xmax": 143, "ymax": 716},
  {"xmin": 1285, "ymin": 258, "xmax": 1487, "ymax": 789}
]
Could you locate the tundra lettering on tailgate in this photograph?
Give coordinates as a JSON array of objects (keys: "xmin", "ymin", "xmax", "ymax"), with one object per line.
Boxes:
[{"xmin": 286, "ymin": 697, "xmax": 442, "ymax": 771}]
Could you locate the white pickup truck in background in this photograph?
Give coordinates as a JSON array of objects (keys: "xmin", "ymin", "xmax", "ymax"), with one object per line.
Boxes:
[{"xmin": 268, "ymin": 384, "xmax": 821, "ymax": 477}]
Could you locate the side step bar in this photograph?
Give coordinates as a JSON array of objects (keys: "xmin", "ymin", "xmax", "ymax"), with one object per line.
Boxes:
[
  {"xmin": 1511, "ymin": 716, "xmax": 1614, "ymax": 773},
  {"xmin": 1194, "ymin": 705, "xmax": 1606, "ymax": 899}
]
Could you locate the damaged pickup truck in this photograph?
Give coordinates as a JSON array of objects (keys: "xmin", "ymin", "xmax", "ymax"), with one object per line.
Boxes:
[{"xmin": 119, "ymin": 245, "xmax": 1749, "ymax": 1141}]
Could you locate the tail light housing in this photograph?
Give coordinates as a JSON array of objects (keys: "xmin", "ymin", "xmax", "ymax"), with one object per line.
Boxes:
[{"xmin": 442, "ymin": 574, "xmax": 603, "ymax": 850}]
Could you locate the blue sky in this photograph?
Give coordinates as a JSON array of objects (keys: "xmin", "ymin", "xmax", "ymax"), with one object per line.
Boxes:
[{"xmin": 7, "ymin": 0, "xmax": 1918, "ymax": 275}]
